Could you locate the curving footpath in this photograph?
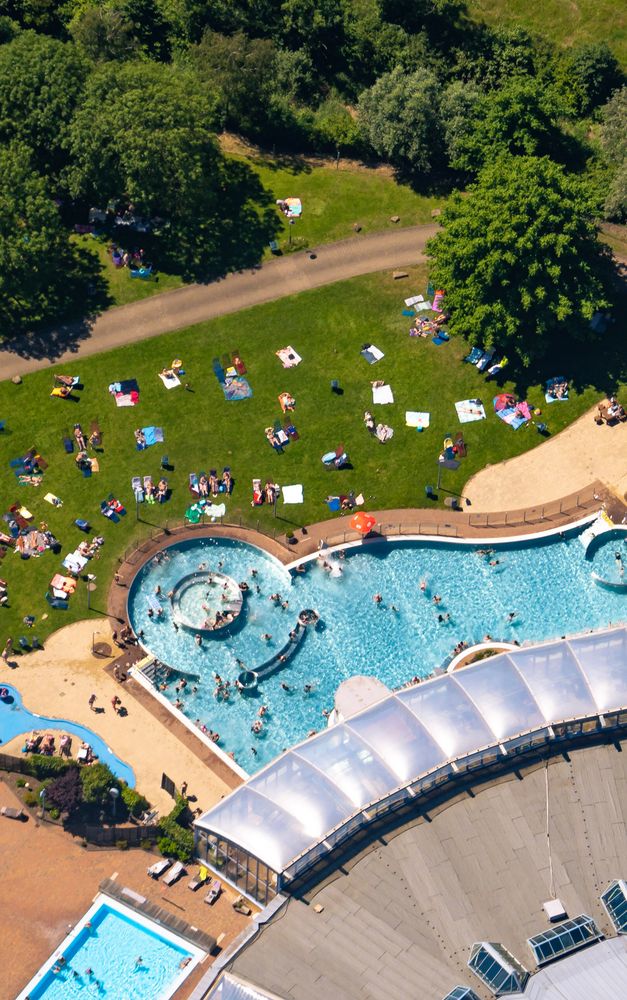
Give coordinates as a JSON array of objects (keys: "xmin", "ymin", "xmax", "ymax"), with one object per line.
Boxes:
[{"xmin": 0, "ymin": 224, "xmax": 437, "ymax": 380}]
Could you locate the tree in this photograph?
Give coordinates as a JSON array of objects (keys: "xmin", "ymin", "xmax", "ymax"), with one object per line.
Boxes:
[
  {"xmin": 440, "ymin": 79, "xmax": 483, "ymax": 173},
  {"xmin": 0, "ymin": 31, "xmax": 87, "ymax": 178},
  {"xmin": 426, "ymin": 155, "xmax": 611, "ymax": 365},
  {"xmin": 80, "ymin": 762, "xmax": 118, "ymax": 804},
  {"xmin": 70, "ymin": 6, "xmax": 138, "ymax": 61},
  {"xmin": 357, "ymin": 65, "xmax": 443, "ymax": 177},
  {"xmin": 558, "ymin": 42, "xmax": 623, "ymax": 116},
  {"xmin": 190, "ymin": 30, "xmax": 278, "ymax": 134},
  {"xmin": 0, "ymin": 144, "xmax": 94, "ymax": 334},
  {"xmin": 450, "ymin": 77, "xmax": 562, "ymax": 175},
  {"xmin": 46, "ymin": 766, "xmax": 83, "ymax": 815},
  {"xmin": 67, "ymin": 61, "xmax": 278, "ymax": 277}
]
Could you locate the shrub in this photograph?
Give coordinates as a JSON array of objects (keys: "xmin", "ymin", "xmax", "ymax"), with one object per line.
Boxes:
[
  {"xmin": 23, "ymin": 792, "xmax": 38, "ymax": 807},
  {"xmin": 16, "ymin": 777, "xmax": 26, "ymax": 788},
  {"xmin": 158, "ymin": 794, "xmax": 194, "ymax": 861},
  {"xmin": 140, "ymin": 838, "xmax": 154, "ymax": 851},
  {"xmin": 116, "ymin": 839, "xmax": 129, "ymax": 850},
  {"xmin": 49, "ymin": 807, "xmax": 60, "ymax": 820},
  {"xmin": 28, "ymin": 755, "xmax": 71, "ymax": 779},
  {"xmin": 46, "ymin": 766, "xmax": 82, "ymax": 816},
  {"xmin": 80, "ymin": 762, "xmax": 118, "ymax": 804},
  {"xmin": 121, "ymin": 785, "xmax": 149, "ymax": 819}
]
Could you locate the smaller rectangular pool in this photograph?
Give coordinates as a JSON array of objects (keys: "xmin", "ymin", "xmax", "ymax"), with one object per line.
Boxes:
[{"xmin": 16, "ymin": 895, "xmax": 206, "ymax": 1000}]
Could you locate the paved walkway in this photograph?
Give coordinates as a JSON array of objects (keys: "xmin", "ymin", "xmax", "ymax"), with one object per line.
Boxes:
[
  {"xmin": 0, "ymin": 225, "xmax": 437, "ymax": 379},
  {"xmin": 465, "ymin": 410, "xmax": 627, "ymax": 511}
]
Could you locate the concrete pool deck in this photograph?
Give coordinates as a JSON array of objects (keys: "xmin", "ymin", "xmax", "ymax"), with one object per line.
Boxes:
[{"xmin": 1, "ymin": 620, "xmax": 235, "ymax": 813}]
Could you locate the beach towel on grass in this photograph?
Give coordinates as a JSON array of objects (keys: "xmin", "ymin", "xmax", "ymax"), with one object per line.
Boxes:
[
  {"xmin": 159, "ymin": 372, "xmax": 180, "ymax": 389},
  {"xmin": 222, "ymin": 377, "xmax": 253, "ymax": 401},
  {"xmin": 405, "ymin": 411, "xmax": 430, "ymax": 429},
  {"xmin": 404, "ymin": 294, "xmax": 424, "ymax": 307},
  {"xmin": 44, "ymin": 493, "xmax": 63, "ymax": 507},
  {"xmin": 361, "ymin": 344, "xmax": 385, "ymax": 364},
  {"xmin": 496, "ymin": 408, "xmax": 527, "ymax": 429},
  {"xmin": 372, "ymin": 384, "xmax": 394, "ymax": 405},
  {"xmin": 545, "ymin": 377, "xmax": 569, "ymax": 403},
  {"xmin": 415, "ymin": 301, "xmax": 433, "ymax": 312},
  {"xmin": 282, "ymin": 484, "xmax": 303, "ymax": 504},
  {"xmin": 464, "ymin": 347, "xmax": 483, "ymax": 364},
  {"xmin": 276, "ymin": 346, "xmax": 302, "ymax": 368},
  {"xmin": 455, "ymin": 399, "xmax": 486, "ymax": 423},
  {"xmin": 109, "ymin": 379, "xmax": 139, "ymax": 406},
  {"xmin": 141, "ymin": 426, "xmax": 164, "ymax": 447}
]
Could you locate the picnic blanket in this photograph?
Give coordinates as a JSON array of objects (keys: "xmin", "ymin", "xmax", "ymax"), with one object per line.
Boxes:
[
  {"xmin": 109, "ymin": 379, "xmax": 139, "ymax": 406},
  {"xmin": 361, "ymin": 344, "xmax": 385, "ymax": 364},
  {"xmin": 276, "ymin": 346, "xmax": 302, "ymax": 368},
  {"xmin": 494, "ymin": 395, "xmax": 531, "ymax": 429},
  {"xmin": 372, "ymin": 384, "xmax": 394, "ymax": 405},
  {"xmin": 159, "ymin": 371, "xmax": 180, "ymax": 389},
  {"xmin": 405, "ymin": 411, "xmax": 430, "ymax": 429},
  {"xmin": 455, "ymin": 399, "xmax": 486, "ymax": 423},
  {"xmin": 63, "ymin": 551, "xmax": 88, "ymax": 574},
  {"xmin": 404, "ymin": 294, "xmax": 424, "ymax": 307},
  {"xmin": 282, "ymin": 484, "xmax": 303, "ymax": 504},
  {"xmin": 222, "ymin": 377, "xmax": 252, "ymax": 401},
  {"xmin": 44, "ymin": 493, "xmax": 63, "ymax": 507},
  {"xmin": 137, "ymin": 426, "xmax": 164, "ymax": 448},
  {"xmin": 284, "ymin": 197, "xmax": 302, "ymax": 217},
  {"xmin": 545, "ymin": 377, "xmax": 569, "ymax": 403}
]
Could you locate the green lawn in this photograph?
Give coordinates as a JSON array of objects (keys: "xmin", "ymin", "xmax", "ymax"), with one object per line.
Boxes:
[
  {"xmin": 224, "ymin": 145, "xmax": 444, "ymax": 253},
  {"xmin": 73, "ymin": 234, "xmax": 185, "ymax": 309},
  {"xmin": 467, "ymin": 0, "xmax": 627, "ymax": 67},
  {"xmin": 0, "ymin": 268, "xmax": 602, "ymax": 643}
]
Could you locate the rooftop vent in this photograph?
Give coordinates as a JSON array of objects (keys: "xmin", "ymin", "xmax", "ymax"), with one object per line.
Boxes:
[
  {"xmin": 468, "ymin": 942, "xmax": 529, "ymax": 996},
  {"xmin": 601, "ymin": 880, "xmax": 627, "ymax": 933},
  {"xmin": 528, "ymin": 914, "xmax": 602, "ymax": 967}
]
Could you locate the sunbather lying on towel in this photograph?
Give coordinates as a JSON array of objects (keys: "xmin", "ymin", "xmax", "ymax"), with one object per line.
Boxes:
[
  {"xmin": 135, "ymin": 428, "xmax": 146, "ymax": 448},
  {"xmin": 364, "ymin": 410, "xmax": 375, "ymax": 433}
]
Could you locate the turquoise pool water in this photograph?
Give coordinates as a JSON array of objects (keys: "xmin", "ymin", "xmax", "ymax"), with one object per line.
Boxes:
[
  {"xmin": 23, "ymin": 900, "xmax": 193, "ymax": 999},
  {"xmin": 128, "ymin": 530, "xmax": 627, "ymax": 772},
  {"xmin": 0, "ymin": 685, "xmax": 135, "ymax": 785}
]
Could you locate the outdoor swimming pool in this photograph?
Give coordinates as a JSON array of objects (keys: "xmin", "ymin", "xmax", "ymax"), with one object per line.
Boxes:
[
  {"xmin": 17, "ymin": 895, "xmax": 203, "ymax": 1000},
  {"xmin": 128, "ymin": 529, "xmax": 627, "ymax": 772},
  {"xmin": 0, "ymin": 685, "xmax": 135, "ymax": 785}
]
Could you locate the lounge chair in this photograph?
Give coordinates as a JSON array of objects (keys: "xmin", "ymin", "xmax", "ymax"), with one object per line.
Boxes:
[
  {"xmin": 75, "ymin": 518, "xmax": 90, "ymax": 532},
  {"xmin": 232, "ymin": 895, "xmax": 252, "ymax": 916},
  {"xmin": 189, "ymin": 473, "xmax": 199, "ymax": 494},
  {"xmin": 147, "ymin": 858, "xmax": 172, "ymax": 879},
  {"xmin": 62, "ymin": 432, "xmax": 74, "ymax": 454},
  {"xmin": 252, "ymin": 478, "xmax": 263, "ymax": 505},
  {"xmin": 232, "ymin": 351, "xmax": 247, "ymax": 375},
  {"xmin": 0, "ymin": 806, "xmax": 25, "ymax": 820},
  {"xmin": 131, "ymin": 476, "xmax": 143, "ymax": 498},
  {"xmin": 162, "ymin": 861, "xmax": 186, "ymax": 886},
  {"xmin": 204, "ymin": 879, "xmax": 222, "ymax": 905},
  {"xmin": 189, "ymin": 866, "xmax": 209, "ymax": 892}
]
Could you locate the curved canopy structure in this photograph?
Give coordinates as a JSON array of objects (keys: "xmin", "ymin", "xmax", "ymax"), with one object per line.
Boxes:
[{"xmin": 196, "ymin": 626, "xmax": 627, "ymax": 891}]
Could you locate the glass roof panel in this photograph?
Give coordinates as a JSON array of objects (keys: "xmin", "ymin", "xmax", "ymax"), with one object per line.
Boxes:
[
  {"xmin": 442, "ymin": 988, "xmax": 480, "ymax": 1000},
  {"xmin": 453, "ymin": 655, "xmax": 545, "ymax": 739},
  {"xmin": 399, "ymin": 677, "xmax": 496, "ymax": 758},
  {"xmin": 568, "ymin": 628, "xmax": 627, "ymax": 711},
  {"xmin": 601, "ymin": 879, "xmax": 627, "ymax": 933},
  {"xmin": 295, "ymin": 724, "xmax": 397, "ymax": 809},
  {"xmin": 527, "ymin": 914, "xmax": 601, "ymax": 967},
  {"xmin": 196, "ymin": 784, "xmax": 313, "ymax": 872},
  {"xmin": 249, "ymin": 753, "xmax": 355, "ymax": 840},
  {"xmin": 511, "ymin": 642, "xmax": 596, "ymax": 720},
  {"xmin": 347, "ymin": 697, "xmax": 444, "ymax": 783}
]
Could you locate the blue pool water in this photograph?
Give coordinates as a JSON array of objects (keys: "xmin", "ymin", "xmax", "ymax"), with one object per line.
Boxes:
[
  {"xmin": 128, "ymin": 531, "xmax": 627, "ymax": 772},
  {"xmin": 0, "ymin": 686, "xmax": 135, "ymax": 785},
  {"xmin": 25, "ymin": 900, "xmax": 193, "ymax": 999}
]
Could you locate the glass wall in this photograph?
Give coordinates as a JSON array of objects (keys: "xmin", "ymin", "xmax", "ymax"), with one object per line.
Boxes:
[{"xmin": 195, "ymin": 828, "xmax": 279, "ymax": 906}]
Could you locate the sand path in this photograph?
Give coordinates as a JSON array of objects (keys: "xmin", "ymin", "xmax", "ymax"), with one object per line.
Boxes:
[
  {"xmin": 465, "ymin": 408, "xmax": 627, "ymax": 512},
  {"xmin": 1, "ymin": 620, "xmax": 232, "ymax": 813}
]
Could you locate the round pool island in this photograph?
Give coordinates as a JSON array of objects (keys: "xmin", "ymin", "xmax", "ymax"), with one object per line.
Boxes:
[{"xmin": 170, "ymin": 571, "xmax": 244, "ymax": 636}]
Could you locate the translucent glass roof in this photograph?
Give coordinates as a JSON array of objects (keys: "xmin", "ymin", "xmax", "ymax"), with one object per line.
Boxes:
[
  {"xmin": 468, "ymin": 942, "xmax": 529, "ymax": 995},
  {"xmin": 442, "ymin": 987, "xmax": 481, "ymax": 1000},
  {"xmin": 527, "ymin": 914, "xmax": 601, "ymax": 967},
  {"xmin": 197, "ymin": 626, "xmax": 627, "ymax": 875},
  {"xmin": 601, "ymin": 879, "xmax": 627, "ymax": 933}
]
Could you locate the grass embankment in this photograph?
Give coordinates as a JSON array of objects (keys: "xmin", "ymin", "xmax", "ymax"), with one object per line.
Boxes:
[
  {"xmin": 0, "ymin": 267, "xmax": 602, "ymax": 641},
  {"xmin": 467, "ymin": 0, "xmax": 626, "ymax": 67},
  {"xmin": 76, "ymin": 144, "xmax": 443, "ymax": 308}
]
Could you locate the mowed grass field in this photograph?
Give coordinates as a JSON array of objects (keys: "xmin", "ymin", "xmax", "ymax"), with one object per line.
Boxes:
[
  {"xmin": 0, "ymin": 267, "xmax": 601, "ymax": 642},
  {"xmin": 468, "ymin": 0, "xmax": 627, "ymax": 67}
]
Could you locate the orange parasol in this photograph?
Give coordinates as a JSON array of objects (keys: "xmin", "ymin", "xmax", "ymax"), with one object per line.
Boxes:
[{"xmin": 350, "ymin": 512, "xmax": 377, "ymax": 535}]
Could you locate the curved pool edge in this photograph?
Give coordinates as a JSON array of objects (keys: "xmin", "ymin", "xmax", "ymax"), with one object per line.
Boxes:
[{"xmin": 0, "ymin": 683, "xmax": 135, "ymax": 786}]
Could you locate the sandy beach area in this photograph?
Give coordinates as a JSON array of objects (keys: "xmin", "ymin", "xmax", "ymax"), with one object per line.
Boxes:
[
  {"xmin": 0, "ymin": 620, "xmax": 233, "ymax": 814},
  {"xmin": 466, "ymin": 405, "xmax": 627, "ymax": 512}
]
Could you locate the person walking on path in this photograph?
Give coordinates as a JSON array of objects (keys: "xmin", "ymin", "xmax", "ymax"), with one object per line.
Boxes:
[{"xmin": 88, "ymin": 694, "xmax": 96, "ymax": 711}]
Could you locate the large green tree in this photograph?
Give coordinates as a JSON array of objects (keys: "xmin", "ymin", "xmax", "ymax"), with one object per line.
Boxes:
[
  {"xmin": 190, "ymin": 30, "xmax": 277, "ymax": 133},
  {"xmin": 0, "ymin": 144, "xmax": 93, "ymax": 333},
  {"xmin": 357, "ymin": 65, "xmax": 442, "ymax": 177},
  {"xmin": 426, "ymin": 156, "xmax": 611, "ymax": 365},
  {"xmin": 66, "ymin": 61, "xmax": 277, "ymax": 277},
  {"xmin": 0, "ymin": 31, "xmax": 87, "ymax": 177}
]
